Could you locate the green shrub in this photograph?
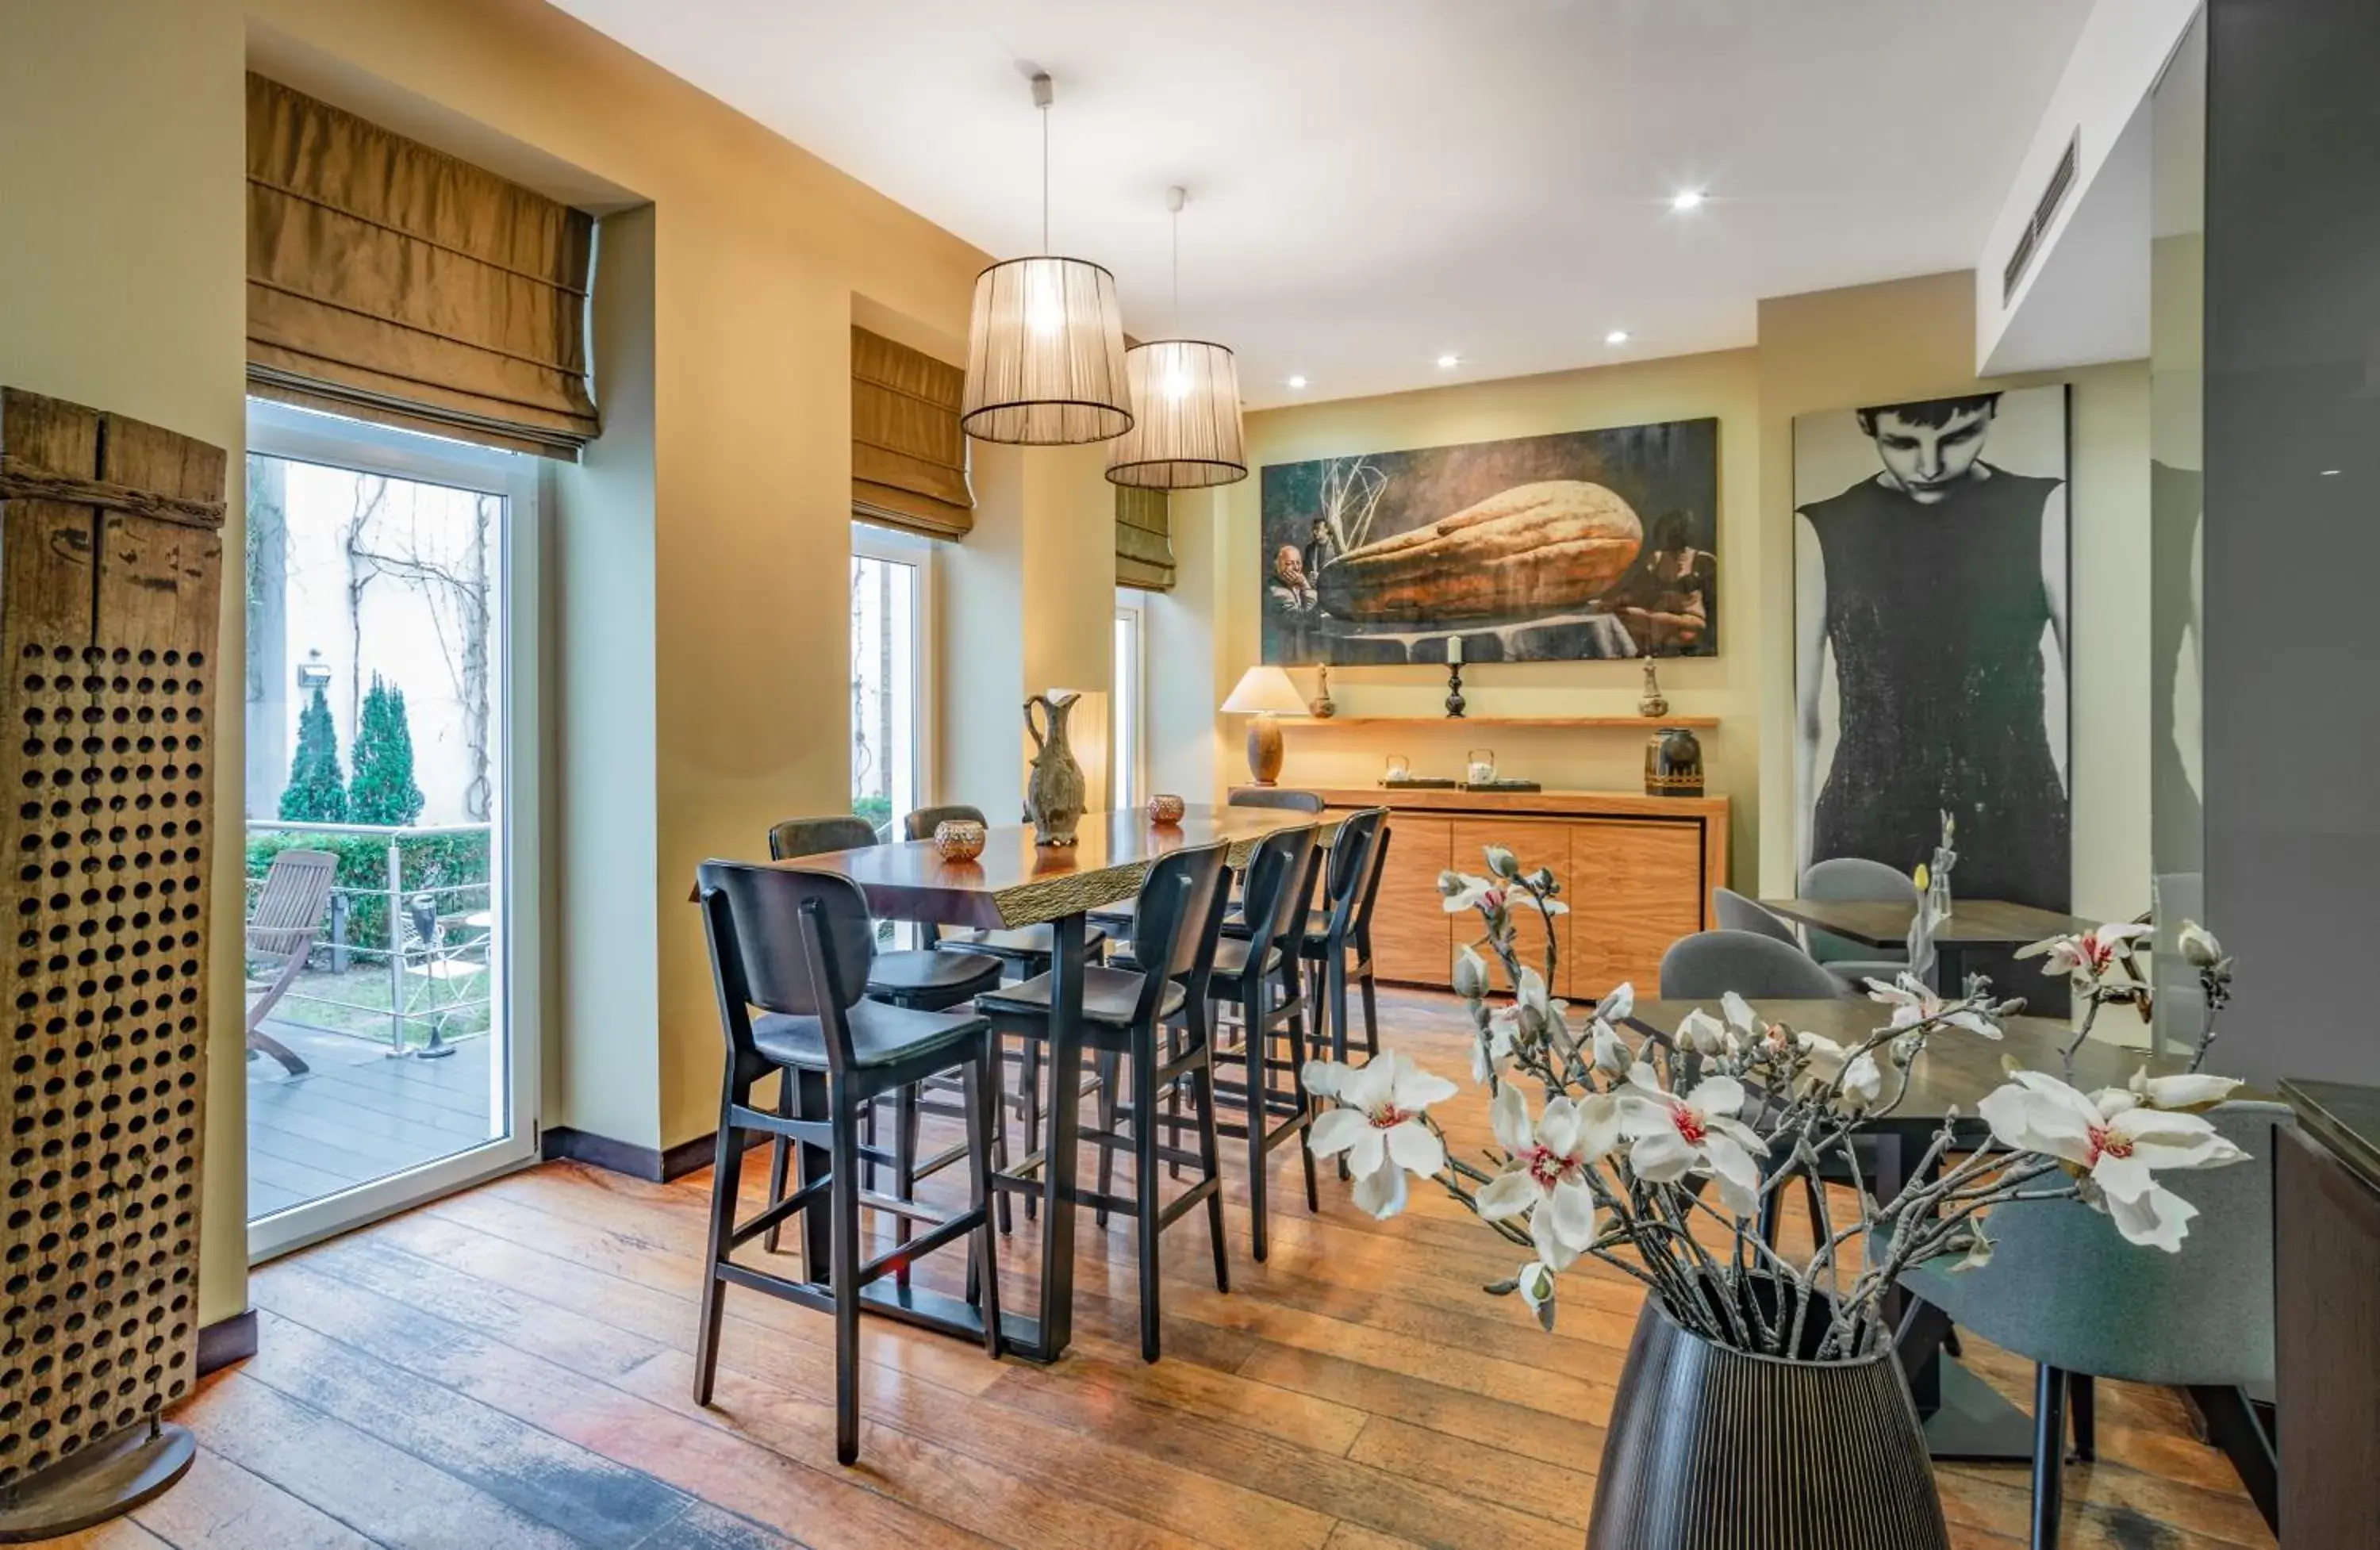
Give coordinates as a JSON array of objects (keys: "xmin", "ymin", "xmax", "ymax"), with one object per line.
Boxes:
[
  {"xmin": 247, "ymin": 827, "xmax": 490, "ymax": 950},
  {"xmin": 348, "ymin": 674, "xmax": 425, "ymax": 827},
  {"xmin": 279, "ymin": 685, "xmax": 348, "ymax": 823}
]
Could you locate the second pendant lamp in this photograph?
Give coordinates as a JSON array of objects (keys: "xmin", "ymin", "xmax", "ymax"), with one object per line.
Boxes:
[
  {"xmin": 960, "ymin": 72, "xmax": 1133, "ymax": 446},
  {"xmin": 1107, "ymin": 187, "xmax": 1249, "ymax": 489}
]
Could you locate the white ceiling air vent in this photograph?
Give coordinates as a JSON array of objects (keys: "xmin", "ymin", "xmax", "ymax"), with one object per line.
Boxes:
[{"xmin": 2002, "ymin": 130, "xmax": 2081, "ymax": 306}]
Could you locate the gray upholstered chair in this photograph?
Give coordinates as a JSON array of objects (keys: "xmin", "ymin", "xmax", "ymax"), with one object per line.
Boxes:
[
  {"xmin": 1658, "ymin": 929, "xmax": 1850, "ymax": 1000},
  {"xmin": 1801, "ymin": 856, "xmax": 1918, "ymax": 985},
  {"xmin": 1898, "ymin": 1101, "xmax": 2287, "ymax": 1546},
  {"xmin": 1711, "ymin": 887, "xmax": 1800, "ymax": 947}
]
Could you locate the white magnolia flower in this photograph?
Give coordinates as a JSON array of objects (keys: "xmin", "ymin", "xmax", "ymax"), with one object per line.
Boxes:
[
  {"xmin": 1796, "ymin": 1032, "xmax": 1883, "ymax": 1111},
  {"xmin": 1978, "ymin": 1069, "xmax": 2247, "ymax": 1250},
  {"xmin": 1439, "ymin": 871, "xmax": 1503, "ymax": 915},
  {"xmin": 1615, "ymin": 1065, "xmax": 1770, "ymax": 1216},
  {"xmin": 2017, "ymin": 923, "xmax": 2153, "ymax": 995},
  {"xmin": 1864, "ymin": 973, "xmax": 2001, "ymax": 1038},
  {"xmin": 1595, "ymin": 982, "xmax": 1636, "ymax": 1024},
  {"xmin": 2122, "ymin": 1067, "xmax": 2241, "ymax": 1112},
  {"xmin": 1451, "ymin": 943, "xmax": 1490, "ymax": 999},
  {"xmin": 1476, "ymin": 1086, "xmax": 1620, "ymax": 1269},
  {"xmin": 1307, "ymin": 1053, "xmax": 1458, "ymax": 1218},
  {"xmin": 1515, "ymin": 1258, "xmax": 1557, "ymax": 1318},
  {"xmin": 2177, "ymin": 919, "xmax": 2227, "ymax": 970},
  {"xmin": 1590, "ymin": 1017, "xmax": 1633, "ymax": 1076},
  {"xmin": 1475, "ymin": 1009, "xmax": 1517, "ymax": 1084},
  {"xmin": 1674, "ymin": 1007, "xmax": 1738, "ymax": 1057}
]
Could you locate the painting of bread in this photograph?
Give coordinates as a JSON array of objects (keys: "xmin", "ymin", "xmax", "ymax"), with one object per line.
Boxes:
[
  {"xmin": 1257, "ymin": 417, "xmax": 1718, "ymax": 663},
  {"xmin": 1315, "ymin": 481, "xmax": 1643, "ymax": 623}
]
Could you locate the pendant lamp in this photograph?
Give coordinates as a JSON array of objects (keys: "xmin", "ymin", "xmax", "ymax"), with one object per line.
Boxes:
[
  {"xmin": 1107, "ymin": 187, "xmax": 1250, "ymax": 489},
  {"xmin": 960, "ymin": 72, "xmax": 1133, "ymax": 445}
]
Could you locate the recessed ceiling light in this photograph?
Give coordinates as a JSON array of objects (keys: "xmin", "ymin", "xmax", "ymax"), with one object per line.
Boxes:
[
  {"xmin": 1605, "ymin": 330, "xmax": 1631, "ymax": 346},
  {"xmin": 1670, "ymin": 190, "xmax": 1706, "ymax": 212},
  {"xmin": 2321, "ymin": 467, "xmax": 2343, "ymax": 476},
  {"xmin": 1436, "ymin": 354, "xmax": 1461, "ymax": 370},
  {"xmin": 1287, "ymin": 374, "xmax": 1308, "ymax": 389}
]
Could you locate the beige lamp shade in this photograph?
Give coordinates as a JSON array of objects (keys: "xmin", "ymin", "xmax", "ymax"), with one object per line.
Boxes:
[
  {"xmin": 1221, "ymin": 665, "xmax": 1308, "ymax": 716},
  {"xmin": 1106, "ymin": 339, "xmax": 1248, "ymax": 489},
  {"xmin": 960, "ymin": 255, "xmax": 1134, "ymax": 445}
]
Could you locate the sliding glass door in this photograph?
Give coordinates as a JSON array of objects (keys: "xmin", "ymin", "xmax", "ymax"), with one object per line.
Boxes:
[
  {"xmin": 242, "ymin": 401, "xmax": 540, "ymax": 1257},
  {"xmin": 851, "ymin": 525, "xmax": 931, "ymax": 834}
]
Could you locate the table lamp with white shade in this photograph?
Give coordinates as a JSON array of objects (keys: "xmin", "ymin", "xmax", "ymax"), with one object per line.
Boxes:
[{"xmin": 1220, "ymin": 664, "xmax": 1309, "ymax": 785}]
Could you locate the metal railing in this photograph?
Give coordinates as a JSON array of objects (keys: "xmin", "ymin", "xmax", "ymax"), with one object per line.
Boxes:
[{"xmin": 244, "ymin": 818, "xmax": 494, "ymax": 1057}]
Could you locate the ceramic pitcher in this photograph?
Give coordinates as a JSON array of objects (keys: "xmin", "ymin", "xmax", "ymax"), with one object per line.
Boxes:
[{"xmin": 1023, "ymin": 689, "xmax": 1087, "ymax": 846}]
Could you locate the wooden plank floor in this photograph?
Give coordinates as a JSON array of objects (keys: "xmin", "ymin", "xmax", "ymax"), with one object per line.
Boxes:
[
  {"xmin": 56, "ymin": 989, "xmax": 2270, "ymax": 1549},
  {"xmin": 246, "ymin": 1024, "xmax": 498, "ymax": 1219}
]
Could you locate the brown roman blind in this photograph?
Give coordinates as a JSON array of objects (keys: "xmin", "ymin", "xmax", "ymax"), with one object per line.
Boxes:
[
  {"xmin": 851, "ymin": 326, "xmax": 973, "ymax": 539},
  {"xmin": 1115, "ymin": 485, "xmax": 1176, "ymax": 591},
  {"xmin": 245, "ymin": 73, "xmax": 601, "ymax": 458}
]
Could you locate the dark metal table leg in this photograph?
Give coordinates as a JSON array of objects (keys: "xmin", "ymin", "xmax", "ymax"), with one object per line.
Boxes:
[{"xmin": 1027, "ymin": 910, "xmax": 1086, "ymax": 1362}]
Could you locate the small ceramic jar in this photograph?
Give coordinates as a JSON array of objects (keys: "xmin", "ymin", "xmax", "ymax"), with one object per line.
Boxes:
[
  {"xmin": 1147, "ymin": 793, "xmax": 1187, "ymax": 825},
  {"xmin": 933, "ymin": 818, "xmax": 987, "ymax": 861}
]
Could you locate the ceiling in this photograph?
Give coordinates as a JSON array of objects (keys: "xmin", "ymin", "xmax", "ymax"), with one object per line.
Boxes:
[{"xmin": 550, "ymin": 0, "xmax": 2089, "ymax": 407}]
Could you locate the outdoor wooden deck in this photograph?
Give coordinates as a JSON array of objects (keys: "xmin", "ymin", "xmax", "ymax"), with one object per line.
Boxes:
[{"xmin": 246, "ymin": 1023, "xmax": 499, "ymax": 1220}]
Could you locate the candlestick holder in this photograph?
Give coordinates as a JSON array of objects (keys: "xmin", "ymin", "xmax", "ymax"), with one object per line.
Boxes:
[{"xmin": 1445, "ymin": 661, "xmax": 1467, "ymax": 718}]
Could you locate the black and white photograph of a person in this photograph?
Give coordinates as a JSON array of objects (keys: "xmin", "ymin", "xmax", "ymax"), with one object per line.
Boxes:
[{"xmin": 1793, "ymin": 386, "xmax": 2071, "ymax": 911}]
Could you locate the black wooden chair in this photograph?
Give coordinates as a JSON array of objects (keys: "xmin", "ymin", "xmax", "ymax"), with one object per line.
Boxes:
[
  {"xmin": 1283, "ymin": 806, "xmax": 1389, "ymax": 1061},
  {"xmin": 1200, "ymin": 823, "xmax": 1323, "ymax": 1261},
  {"xmin": 977, "ymin": 842, "xmax": 1234, "ymax": 1360},
  {"xmin": 1223, "ymin": 786, "xmax": 1326, "ymax": 812},
  {"xmin": 692, "ymin": 861, "xmax": 1002, "ymax": 1464},
  {"xmin": 900, "ymin": 804, "xmax": 1110, "ymax": 1228},
  {"xmin": 768, "ymin": 815, "xmax": 1003, "ymax": 1238}
]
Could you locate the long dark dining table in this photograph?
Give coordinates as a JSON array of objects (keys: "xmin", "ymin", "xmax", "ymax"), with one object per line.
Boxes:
[
  {"xmin": 770, "ymin": 803, "xmax": 1345, "ymax": 1364},
  {"xmin": 1627, "ymin": 997, "xmax": 2169, "ymax": 1462}
]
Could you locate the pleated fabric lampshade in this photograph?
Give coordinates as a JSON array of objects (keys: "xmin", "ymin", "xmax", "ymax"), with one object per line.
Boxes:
[
  {"xmin": 959, "ymin": 255, "xmax": 1134, "ymax": 445},
  {"xmin": 1106, "ymin": 338, "xmax": 1249, "ymax": 489}
]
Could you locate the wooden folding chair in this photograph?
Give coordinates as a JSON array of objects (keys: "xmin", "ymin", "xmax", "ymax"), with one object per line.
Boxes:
[{"xmin": 244, "ymin": 848, "xmax": 338, "ymax": 1075}]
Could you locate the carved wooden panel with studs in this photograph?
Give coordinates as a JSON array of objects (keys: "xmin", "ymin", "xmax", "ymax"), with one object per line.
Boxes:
[{"xmin": 0, "ymin": 389, "xmax": 224, "ymax": 1490}]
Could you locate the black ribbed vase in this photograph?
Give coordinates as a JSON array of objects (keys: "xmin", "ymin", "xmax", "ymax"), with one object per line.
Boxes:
[{"xmin": 1585, "ymin": 1287, "xmax": 1950, "ymax": 1550}]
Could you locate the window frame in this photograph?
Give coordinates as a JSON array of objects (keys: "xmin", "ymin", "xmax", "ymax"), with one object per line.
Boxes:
[
  {"xmin": 1113, "ymin": 589, "xmax": 1150, "ymax": 813},
  {"xmin": 241, "ymin": 398, "xmax": 544, "ymax": 1261},
  {"xmin": 850, "ymin": 521, "xmax": 939, "ymax": 822}
]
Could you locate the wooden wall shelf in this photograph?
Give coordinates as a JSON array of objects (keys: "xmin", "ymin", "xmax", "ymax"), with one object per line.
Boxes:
[{"xmin": 1283, "ymin": 715, "xmax": 1718, "ymax": 730}]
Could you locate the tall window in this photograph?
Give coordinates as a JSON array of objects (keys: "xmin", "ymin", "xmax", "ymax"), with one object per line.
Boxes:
[
  {"xmin": 242, "ymin": 401, "xmax": 540, "ymax": 1255},
  {"xmin": 852, "ymin": 525, "xmax": 931, "ymax": 832},
  {"xmin": 1114, "ymin": 592, "xmax": 1147, "ymax": 811}
]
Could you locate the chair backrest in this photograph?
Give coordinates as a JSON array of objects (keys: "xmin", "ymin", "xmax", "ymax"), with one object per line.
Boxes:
[
  {"xmin": 902, "ymin": 804, "xmax": 986, "ymax": 842},
  {"xmin": 247, "ymin": 849, "xmax": 337, "ymax": 956},
  {"xmin": 769, "ymin": 814, "xmax": 880, "ymax": 862},
  {"xmin": 1320, "ymin": 807, "xmax": 1390, "ymax": 938},
  {"xmin": 1228, "ymin": 787, "xmax": 1326, "ymax": 814},
  {"xmin": 1232, "ymin": 824, "xmax": 1322, "ymax": 993},
  {"xmin": 696, "ymin": 860, "xmax": 877, "ymax": 1080},
  {"xmin": 1902, "ymin": 1103, "xmax": 2292, "ymax": 1387},
  {"xmin": 1659, "ymin": 929, "xmax": 1848, "ymax": 1000},
  {"xmin": 1125, "ymin": 842, "xmax": 1230, "ymax": 1022},
  {"xmin": 1711, "ymin": 887, "xmax": 1800, "ymax": 948},
  {"xmin": 1799, "ymin": 856, "xmax": 1919, "ymax": 964}
]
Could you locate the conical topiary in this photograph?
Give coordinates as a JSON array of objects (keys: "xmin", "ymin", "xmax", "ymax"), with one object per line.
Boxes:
[
  {"xmin": 347, "ymin": 673, "xmax": 425, "ymax": 827},
  {"xmin": 278, "ymin": 685, "xmax": 348, "ymax": 823}
]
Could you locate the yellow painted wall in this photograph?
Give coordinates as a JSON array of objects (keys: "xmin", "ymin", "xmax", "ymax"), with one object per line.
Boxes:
[{"xmin": 1210, "ymin": 349, "xmax": 1765, "ymax": 873}]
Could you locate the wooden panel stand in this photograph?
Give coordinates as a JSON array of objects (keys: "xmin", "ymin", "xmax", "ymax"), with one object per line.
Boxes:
[
  {"xmin": 1316, "ymin": 787, "xmax": 1727, "ymax": 1001},
  {"xmin": 0, "ymin": 389, "xmax": 224, "ymax": 1531}
]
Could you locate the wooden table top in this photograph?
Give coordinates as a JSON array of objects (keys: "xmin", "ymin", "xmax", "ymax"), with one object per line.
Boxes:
[
  {"xmin": 776, "ymin": 804, "xmax": 1340, "ymax": 930},
  {"xmin": 1756, "ymin": 896, "xmax": 2097, "ymax": 950},
  {"xmin": 1627, "ymin": 997, "xmax": 2148, "ymax": 1126}
]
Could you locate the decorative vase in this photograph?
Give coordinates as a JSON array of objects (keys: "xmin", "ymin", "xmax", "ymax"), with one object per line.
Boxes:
[
  {"xmin": 1644, "ymin": 725, "xmax": 1703, "ymax": 797},
  {"xmin": 1147, "ymin": 792, "xmax": 1187, "ymax": 825},
  {"xmin": 1638, "ymin": 659, "xmax": 1668, "ymax": 719},
  {"xmin": 1023, "ymin": 690, "xmax": 1087, "ymax": 846},
  {"xmin": 932, "ymin": 818, "xmax": 986, "ymax": 861},
  {"xmin": 1587, "ymin": 1287, "xmax": 1951, "ymax": 1550}
]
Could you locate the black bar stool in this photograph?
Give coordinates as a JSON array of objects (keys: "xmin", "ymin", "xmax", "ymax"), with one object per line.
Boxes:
[
  {"xmin": 1262, "ymin": 806, "xmax": 1389, "ymax": 1061},
  {"xmin": 692, "ymin": 861, "xmax": 1002, "ymax": 1464},
  {"xmin": 768, "ymin": 815, "xmax": 1003, "ymax": 1245},
  {"xmin": 901, "ymin": 804, "xmax": 1110, "ymax": 1227},
  {"xmin": 977, "ymin": 842, "xmax": 1234, "ymax": 1361},
  {"xmin": 1201, "ymin": 823, "xmax": 1323, "ymax": 1262}
]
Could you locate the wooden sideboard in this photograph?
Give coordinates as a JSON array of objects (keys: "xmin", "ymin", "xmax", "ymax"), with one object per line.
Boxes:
[{"xmin": 1310, "ymin": 787, "xmax": 1729, "ymax": 999}]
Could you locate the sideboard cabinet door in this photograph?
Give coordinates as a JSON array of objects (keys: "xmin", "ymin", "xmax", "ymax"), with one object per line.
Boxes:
[
  {"xmin": 1566, "ymin": 820, "xmax": 1704, "ymax": 999},
  {"xmin": 1368, "ymin": 814, "xmax": 1454, "ymax": 986}
]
